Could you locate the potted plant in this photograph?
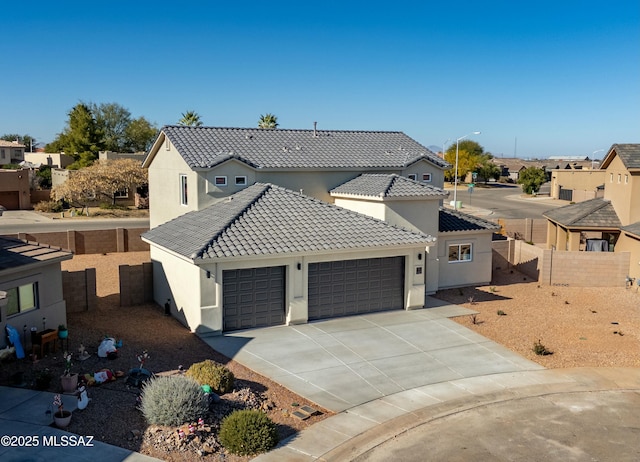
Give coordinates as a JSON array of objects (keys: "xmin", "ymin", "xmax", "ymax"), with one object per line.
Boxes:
[
  {"xmin": 60, "ymin": 351, "xmax": 78, "ymax": 393},
  {"xmin": 53, "ymin": 394, "xmax": 72, "ymax": 428},
  {"xmin": 58, "ymin": 324, "xmax": 68, "ymax": 339},
  {"xmin": 126, "ymin": 350, "xmax": 152, "ymax": 388}
]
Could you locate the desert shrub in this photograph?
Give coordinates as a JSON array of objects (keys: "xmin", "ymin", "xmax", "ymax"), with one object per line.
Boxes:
[
  {"xmin": 186, "ymin": 359, "xmax": 235, "ymax": 395},
  {"xmin": 497, "ymin": 310, "xmax": 507, "ymax": 316},
  {"xmin": 218, "ymin": 409, "xmax": 278, "ymax": 456},
  {"xmin": 533, "ymin": 339, "xmax": 553, "ymax": 356},
  {"xmin": 139, "ymin": 375, "xmax": 208, "ymax": 426},
  {"xmin": 34, "ymin": 200, "xmax": 63, "ymax": 213},
  {"xmin": 99, "ymin": 203, "xmax": 129, "ymax": 210}
]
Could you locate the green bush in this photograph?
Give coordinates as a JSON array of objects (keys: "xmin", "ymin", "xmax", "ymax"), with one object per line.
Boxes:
[
  {"xmin": 219, "ymin": 410, "xmax": 278, "ymax": 456},
  {"xmin": 139, "ymin": 375, "xmax": 208, "ymax": 426},
  {"xmin": 186, "ymin": 359, "xmax": 235, "ymax": 395},
  {"xmin": 34, "ymin": 200, "xmax": 63, "ymax": 213},
  {"xmin": 99, "ymin": 203, "xmax": 129, "ymax": 210}
]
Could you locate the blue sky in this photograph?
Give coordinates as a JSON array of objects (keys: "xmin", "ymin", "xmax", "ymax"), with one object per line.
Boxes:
[{"xmin": 2, "ymin": 1, "xmax": 638, "ymax": 158}]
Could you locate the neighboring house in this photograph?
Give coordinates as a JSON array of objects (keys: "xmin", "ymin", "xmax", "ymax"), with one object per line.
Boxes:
[
  {"xmin": 0, "ymin": 169, "xmax": 31, "ymax": 210},
  {"xmin": 51, "ymin": 166, "xmax": 139, "ymax": 207},
  {"xmin": 24, "ymin": 152, "xmax": 74, "ymax": 169},
  {"xmin": 0, "ymin": 140, "xmax": 25, "ymax": 164},
  {"xmin": 550, "ymin": 169, "xmax": 606, "ymax": 202},
  {"xmin": 99, "ymin": 151, "xmax": 147, "ymax": 162},
  {"xmin": 544, "ymin": 144, "xmax": 640, "ymax": 280},
  {"xmin": 142, "ymin": 126, "xmax": 498, "ymax": 335},
  {"xmin": 0, "ymin": 237, "xmax": 73, "ymax": 349}
]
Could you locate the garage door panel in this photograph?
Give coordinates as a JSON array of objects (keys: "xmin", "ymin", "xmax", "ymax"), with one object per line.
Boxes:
[
  {"xmin": 309, "ymin": 256, "xmax": 404, "ymax": 320},
  {"xmin": 223, "ymin": 266, "xmax": 285, "ymax": 331}
]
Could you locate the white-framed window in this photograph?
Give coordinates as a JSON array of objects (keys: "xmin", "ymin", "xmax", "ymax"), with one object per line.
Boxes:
[
  {"xmin": 235, "ymin": 176, "xmax": 247, "ymax": 186},
  {"xmin": 625, "ymin": 175, "xmax": 628, "ymax": 184},
  {"xmin": 214, "ymin": 176, "xmax": 227, "ymax": 186},
  {"xmin": 407, "ymin": 174, "xmax": 417, "ymax": 180},
  {"xmin": 179, "ymin": 174, "xmax": 188, "ymax": 206},
  {"xmin": 115, "ymin": 188, "xmax": 129, "ymax": 198},
  {"xmin": 165, "ymin": 138, "xmax": 170, "ymax": 150},
  {"xmin": 6, "ymin": 282, "xmax": 38, "ymax": 316},
  {"xmin": 422, "ymin": 173, "xmax": 432, "ymax": 182},
  {"xmin": 448, "ymin": 243, "xmax": 472, "ymax": 263}
]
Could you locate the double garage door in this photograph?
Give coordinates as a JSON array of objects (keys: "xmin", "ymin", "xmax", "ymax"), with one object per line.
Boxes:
[
  {"xmin": 308, "ymin": 256, "xmax": 405, "ymax": 320},
  {"xmin": 222, "ymin": 257, "xmax": 406, "ymax": 331}
]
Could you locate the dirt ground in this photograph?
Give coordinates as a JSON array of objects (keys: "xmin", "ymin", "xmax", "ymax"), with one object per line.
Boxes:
[
  {"xmin": 437, "ymin": 268, "xmax": 640, "ymax": 368},
  {"xmin": 3, "ymin": 252, "xmax": 639, "ymax": 460}
]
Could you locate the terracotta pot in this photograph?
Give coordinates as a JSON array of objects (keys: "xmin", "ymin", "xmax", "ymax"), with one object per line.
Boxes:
[
  {"xmin": 53, "ymin": 410, "xmax": 72, "ymax": 428},
  {"xmin": 60, "ymin": 373, "xmax": 78, "ymax": 393}
]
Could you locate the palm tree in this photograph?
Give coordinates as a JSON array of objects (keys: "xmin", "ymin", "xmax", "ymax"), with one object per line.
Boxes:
[
  {"xmin": 178, "ymin": 111, "xmax": 203, "ymax": 127},
  {"xmin": 258, "ymin": 113, "xmax": 278, "ymax": 129}
]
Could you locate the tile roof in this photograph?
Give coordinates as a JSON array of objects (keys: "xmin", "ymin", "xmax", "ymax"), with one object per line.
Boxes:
[
  {"xmin": 609, "ymin": 144, "xmax": 640, "ymax": 170},
  {"xmin": 438, "ymin": 207, "xmax": 500, "ymax": 233},
  {"xmin": 142, "ymin": 183, "xmax": 435, "ymax": 261},
  {"xmin": 543, "ymin": 198, "xmax": 621, "ymax": 228},
  {"xmin": 156, "ymin": 126, "xmax": 449, "ymax": 170},
  {"xmin": 621, "ymin": 221, "xmax": 640, "ymax": 238},
  {"xmin": 0, "ymin": 140, "xmax": 25, "ymax": 148},
  {"xmin": 0, "ymin": 237, "xmax": 73, "ymax": 274},
  {"xmin": 330, "ymin": 174, "xmax": 449, "ymax": 199}
]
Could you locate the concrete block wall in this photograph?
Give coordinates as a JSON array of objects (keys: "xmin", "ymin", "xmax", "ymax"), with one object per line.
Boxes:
[
  {"xmin": 498, "ymin": 218, "xmax": 548, "ymax": 244},
  {"xmin": 119, "ymin": 262, "xmax": 154, "ymax": 306},
  {"xmin": 5, "ymin": 228, "xmax": 150, "ymax": 255},
  {"xmin": 62, "ymin": 268, "xmax": 97, "ymax": 312},
  {"xmin": 493, "ymin": 239, "xmax": 630, "ymax": 287}
]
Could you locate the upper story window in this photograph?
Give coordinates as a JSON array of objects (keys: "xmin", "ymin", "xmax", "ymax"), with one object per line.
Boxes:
[
  {"xmin": 407, "ymin": 174, "xmax": 417, "ymax": 181},
  {"xmin": 625, "ymin": 175, "xmax": 629, "ymax": 184},
  {"xmin": 422, "ymin": 173, "xmax": 432, "ymax": 182},
  {"xmin": 448, "ymin": 243, "xmax": 472, "ymax": 263},
  {"xmin": 617, "ymin": 174, "xmax": 621, "ymax": 184},
  {"xmin": 235, "ymin": 176, "xmax": 247, "ymax": 186},
  {"xmin": 179, "ymin": 174, "xmax": 188, "ymax": 206},
  {"xmin": 215, "ymin": 176, "xmax": 227, "ymax": 186},
  {"xmin": 6, "ymin": 282, "xmax": 38, "ymax": 316},
  {"xmin": 0, "ymin": 149, "xmax": 5, "ymax": 159},
  {"xmin": 165, "ymin": 138, "xmax": 170, "ymax": 150},
  {"xmin": 610, "ymin": 173, "xmax": 613, "ymax": 183}
]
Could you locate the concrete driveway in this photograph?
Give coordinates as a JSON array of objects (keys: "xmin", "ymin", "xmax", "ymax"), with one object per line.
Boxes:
[{"xmin": 201, "ymin": 298, "xmax": 543, "ymax": 412}]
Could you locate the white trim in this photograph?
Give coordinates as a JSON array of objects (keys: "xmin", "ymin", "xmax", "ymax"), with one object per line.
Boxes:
[
  {"xmin": 422, "ymin": 173, "xmax": 432, "ymax": 182},
  {"xmin": 179, "ymin": 174, "xmax": 188, "ymax": 206},
  {"xmin": 235, "ymin": 176, "xmax": 247, "ymax": 186},
  {"xmin": 214, "ymin": 176, "xmax": 228, "ymax": 187},
  {"xmin": 407, "ymin": 174, "xmax": 417, "ymax": 181},
  {"xmin": 447, "ymin": 243, "xmax": 473, "ymax": 263}
]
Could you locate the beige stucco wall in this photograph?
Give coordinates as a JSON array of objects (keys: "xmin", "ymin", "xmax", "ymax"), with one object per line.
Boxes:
[
  {"xmin": 150, "ymin": 244, "xmax": 429, "ymax": 335},
  {"xmin": 616, "ymin": 233, "xmax": 640, "ymax": 280},
  {"xmin": 437, "ymin": 231, "xmax": 494, "ymax": 289},
  {"xmin": 551, "ymin": 170, "xmax": 606, "ymax": 200},
  {"xmin": 148, "ymin": 140, "xmax": 200, "ymax": 228},
  {"xmin": 603, "ymin": 155, "xmax": 639, "ymax": 225},
  {"xmin": 0, "ymin": 169, "xmax": 31, "ymax": 209},
  {"xmin": 0, "ymin": 262, "xmax": 68, "ymax": 349},
  {"xmin": 24, "ymin": 153, "xmax": 74, "ymax": 168}
]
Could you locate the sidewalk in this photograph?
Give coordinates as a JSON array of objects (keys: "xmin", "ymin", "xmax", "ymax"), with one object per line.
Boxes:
[
  {"xmin": 0, "ymin": 386, "xmax": 159, "ymax": 461},
  {"xmin": 255, "ymin": 367, "xmax": 640, "ymax": 461}
]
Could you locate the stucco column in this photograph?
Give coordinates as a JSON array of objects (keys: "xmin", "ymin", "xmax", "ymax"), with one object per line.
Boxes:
[
  {"xmin": 567, "ymin": 230, "xmax": 581, "ymax": 251},
  {"xmin": 546, "ymin": 221, "xmax": 557, "ymax": 250},
  {"xmin": 555, "ymin": 226, "xmax": 568, "ymax": 251}
]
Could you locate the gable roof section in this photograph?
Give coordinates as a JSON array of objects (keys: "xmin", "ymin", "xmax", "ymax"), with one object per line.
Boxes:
[
  {"xmin": 621, "ymin": 221, "xmax": 640, "ymax": 239},
  {"xmin": 142, "ymin": 183, "xmax": 435, "ymax": 261},
  {"xmin": 439, "ymin": 207, "xmax": 500, "ymax": 233},
  {"xmin": 543, "ymin": 198, "xmax": 621, "ymax": 228},
  {"xmin": 145, "ymin": 126, "xmax": 449, "ymax": 171},
  {"xmin": 601, "ymin": 144, "xmax": 640, "ymax": 171},
  {"xmin": 0, "ymin": 237, "xmax": 73, "ymax": 276},
  {"xmin": 330, "ymin": 174, "xmax": 449, "ymax": 199}
]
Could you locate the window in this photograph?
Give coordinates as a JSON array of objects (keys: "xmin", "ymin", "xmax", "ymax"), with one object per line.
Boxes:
[
  {"xmin": 179, "ymin": 174, "xmax": 188, "ymax": 205},
  {"xmin": 422, "ymin": 173, "xmax": 432, "ymax": 182},
  {"xmin": 6, "ymin": 283, "xmax": 38, "ymax": 316},
  {"xmin": 625, "ymin": 175, "xmax": 629, "ymax": 184},
  {"xmin": 610, "ymin": 173, "xmax": 613, "ymax": 183},
  {"xmin": 115, "ymin": 188, "xmax": 129, "ymax": 198},
  {"xmin": 448, "ymin": 243, "xmax": 472, "ymax": 263},
  {"xmin": 214, "ymin": 176, "xmax": 227, "ymax": 186},
  {"xmin": 407, "ymin": 174, "xmax": 417, "ymax": 181},
  {"xmin": 618, "ymin": 174, "xmax": 621, "ymax": 184},
  {"xmin": 235, "ymin": 176, "xmax": 247, "ymax": 186},
  {"xmin": 0, "ymin": 149, "xmax": 5, "ymax": 159},
  {"xmin": 165, "ymin": 138, "xmax": 170, "ymax": 150}
]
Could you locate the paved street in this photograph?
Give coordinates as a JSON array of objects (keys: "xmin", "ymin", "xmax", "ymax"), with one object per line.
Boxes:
[{"xmin": 0, "ymin": 210, "xmax": 149, "ymax": 234}]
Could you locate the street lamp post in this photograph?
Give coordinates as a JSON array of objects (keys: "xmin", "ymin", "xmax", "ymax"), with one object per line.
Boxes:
[{"xmin": 453, "ymin": 131, "xmax": 481, "ymax": 209}]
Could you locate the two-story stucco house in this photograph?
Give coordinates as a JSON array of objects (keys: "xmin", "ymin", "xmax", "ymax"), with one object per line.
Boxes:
[
  {"xmin": 142, "ymin": 126, "xmax": 498, "ymax": 335},
  {"xmin": 544, "ymin": 144, "xmax": 640, "ymax": 280}
]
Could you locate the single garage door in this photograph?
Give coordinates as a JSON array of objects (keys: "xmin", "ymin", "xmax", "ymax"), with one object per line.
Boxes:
[
  {"xmin": 0, "ymin": 191, "xmax": 20, "ymax": 210},
  {"xmin": 223, "ymin": 266, "xmax": 286, "ymax": 331},
  {"xmin": 308, "ymin": 256, "xmax": 405, "ymax": 320}
]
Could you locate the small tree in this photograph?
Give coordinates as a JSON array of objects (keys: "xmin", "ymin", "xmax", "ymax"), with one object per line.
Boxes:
[
  {"xmin": 52, "ymin": 158, "xmax": 147, "ymax": 212},
  {"xmin": 475, "ymin": 154, "xmax": 501, "ymax": 184},
  {"xmin": 518, "ymin": 166, "xmax": 547, "ymax": 194}
]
